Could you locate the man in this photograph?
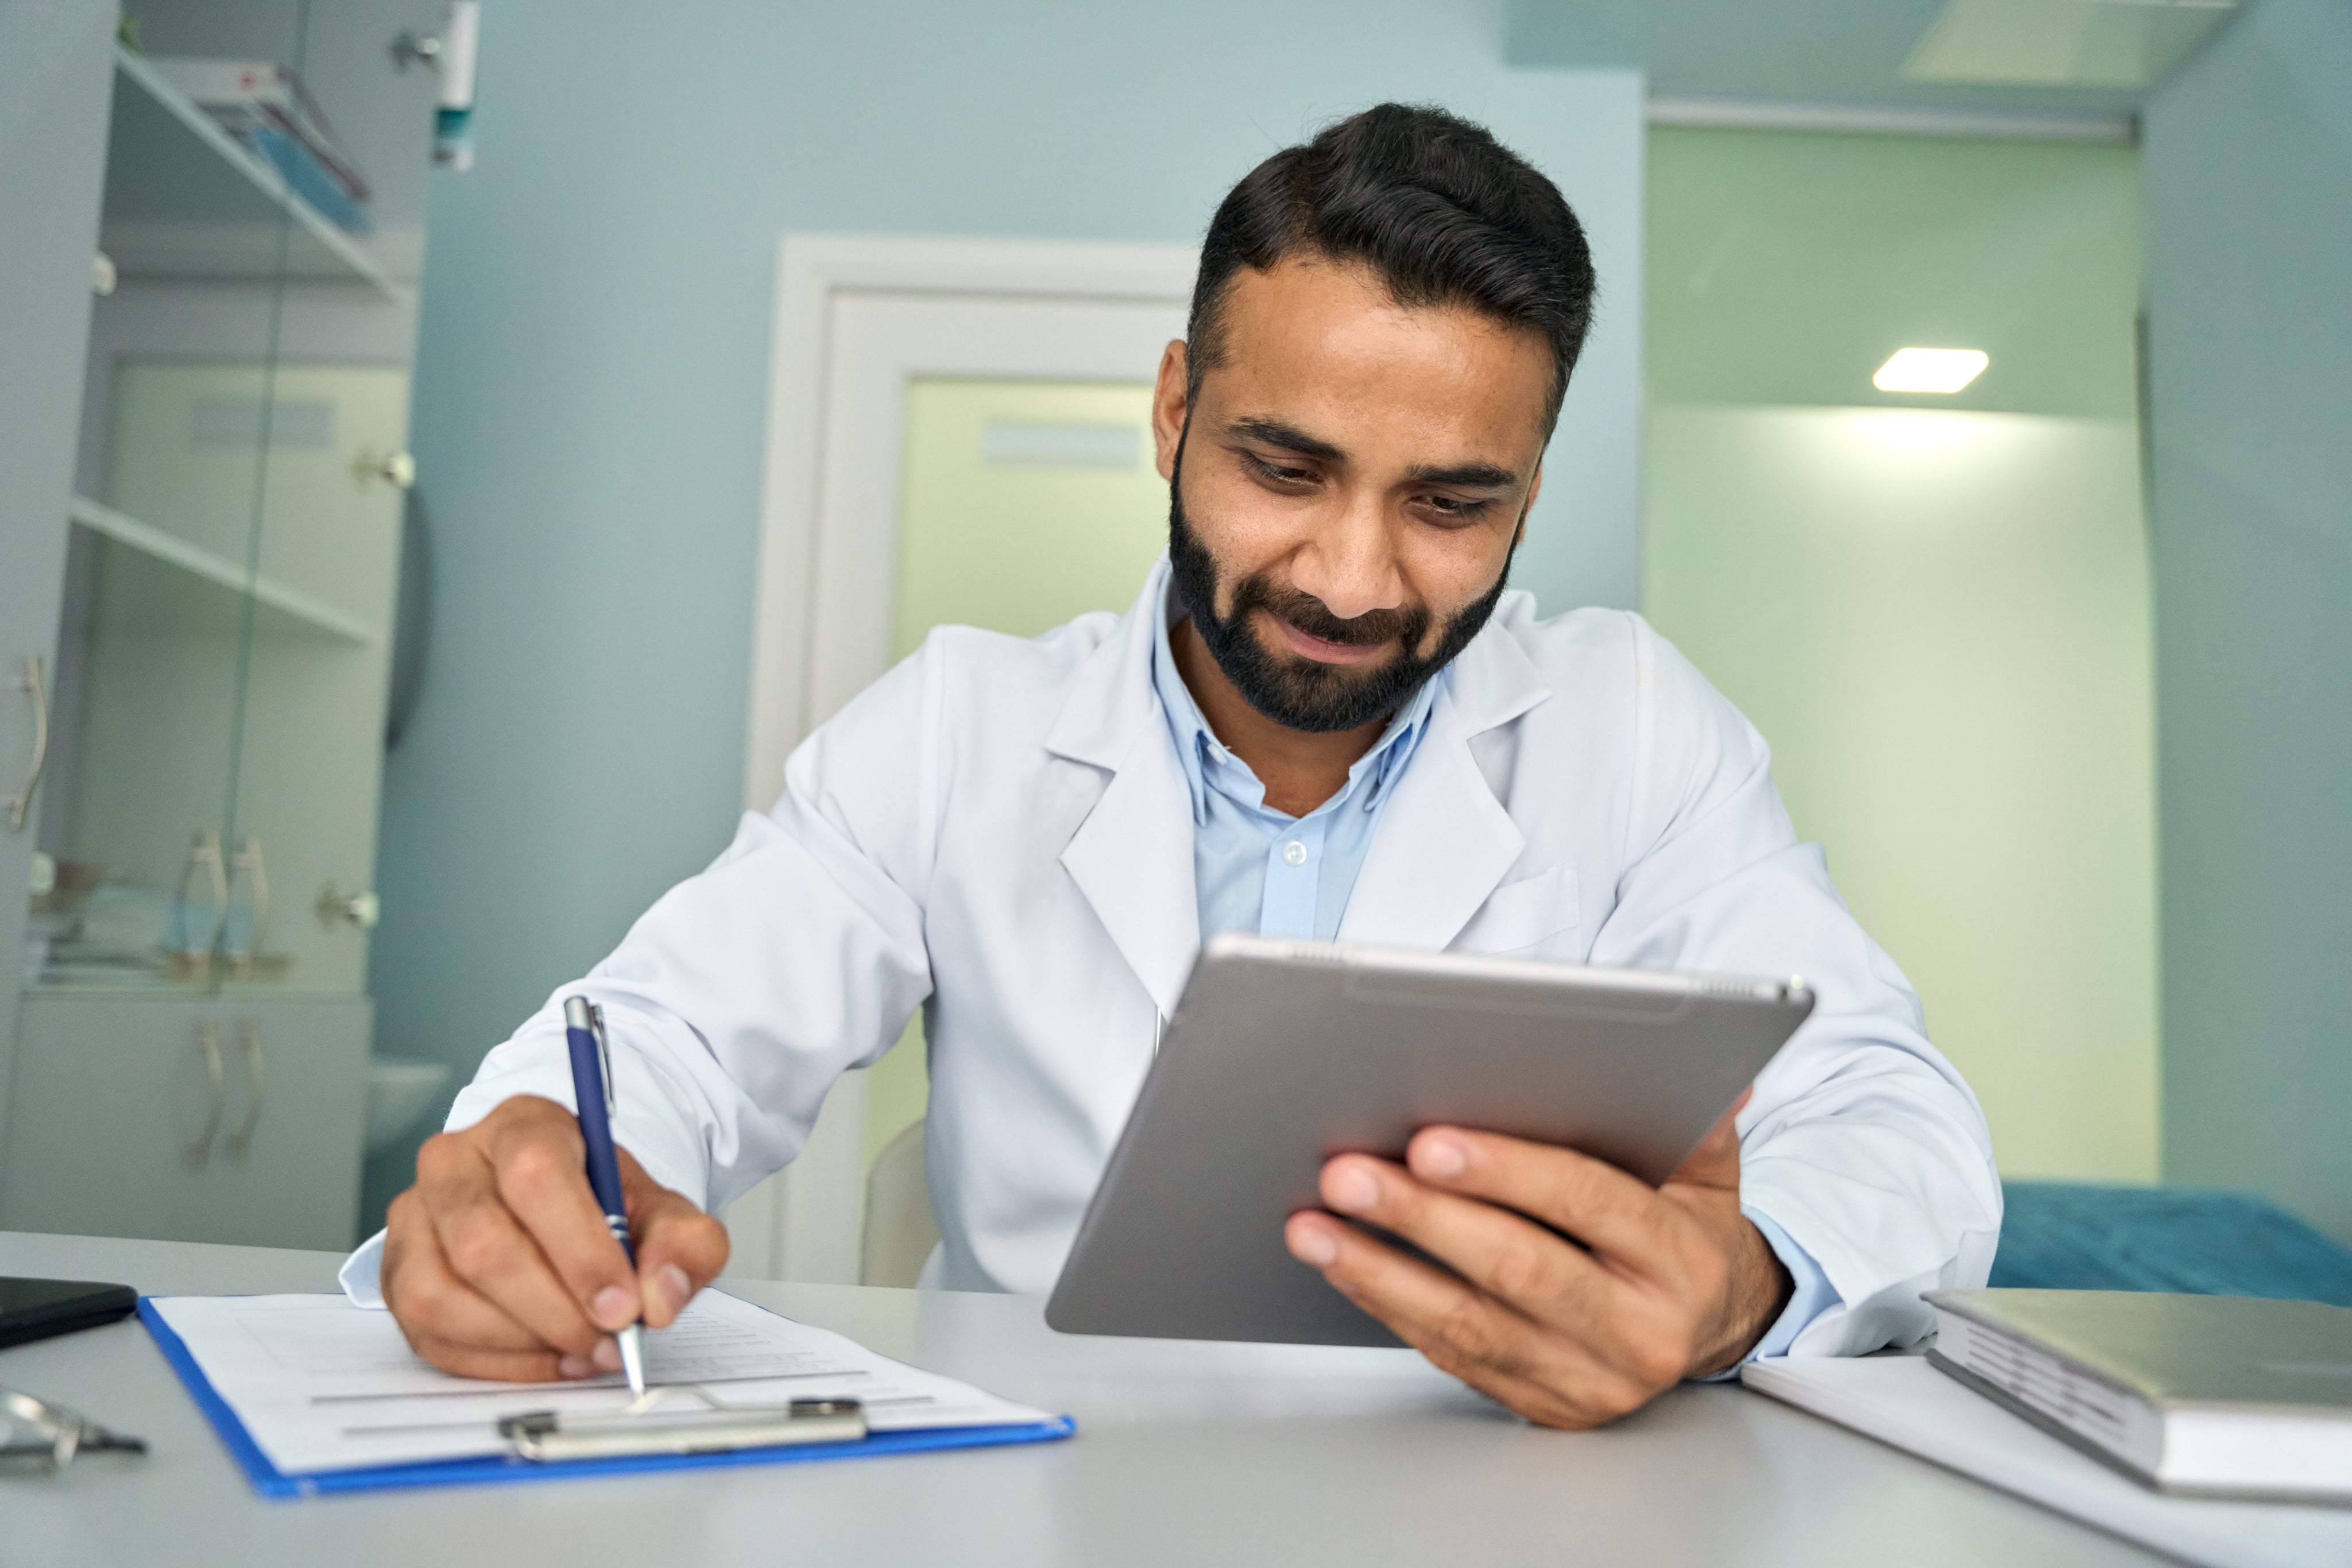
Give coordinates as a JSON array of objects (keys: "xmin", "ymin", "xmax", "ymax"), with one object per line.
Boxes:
[{"xmin": 350, "ymin": 104, "xmax": 2000, "ymax": 1428}]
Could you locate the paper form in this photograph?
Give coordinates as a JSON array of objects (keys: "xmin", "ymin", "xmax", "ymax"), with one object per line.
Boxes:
[{"xmin": 147, "ymin": 1290, "xmax": 1056, "ymax": 1476}]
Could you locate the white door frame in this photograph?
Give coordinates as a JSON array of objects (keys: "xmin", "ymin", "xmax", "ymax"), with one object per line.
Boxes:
[{"xmin": 728, "ymin": 234, "xmax": 1194, "ymax": 1282}]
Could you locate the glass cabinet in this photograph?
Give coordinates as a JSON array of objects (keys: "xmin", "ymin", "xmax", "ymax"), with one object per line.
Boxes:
[{"xmin": 3, "ymin": 0, "xmax": 442, "ymax": 1249}]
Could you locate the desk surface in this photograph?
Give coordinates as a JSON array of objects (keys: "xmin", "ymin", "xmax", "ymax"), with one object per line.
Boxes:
[{"xmin": 2, "ymin": 1230, "xmax": 2165, "ymax": 1568}]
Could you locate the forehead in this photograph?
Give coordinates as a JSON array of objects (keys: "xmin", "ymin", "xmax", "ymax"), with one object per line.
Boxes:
[{"xmin": 1203, "ymin": 255, "xmax": 1554, "ymax": 457}]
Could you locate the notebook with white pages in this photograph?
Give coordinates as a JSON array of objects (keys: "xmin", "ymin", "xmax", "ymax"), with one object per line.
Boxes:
[
  {"xmin": 1742, "ymin": 1354, "xmax": 2352, "ymax": 1568},
  {"xmin": 1924, "ymin": 1288, "xmax": 2352, "ymax": 1503}
]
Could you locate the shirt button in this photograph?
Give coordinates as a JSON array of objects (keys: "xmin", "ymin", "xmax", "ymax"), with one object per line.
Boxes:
[{"xmin": 1282, "ymin": 841, "xmax": 1308, "ymax": 867}]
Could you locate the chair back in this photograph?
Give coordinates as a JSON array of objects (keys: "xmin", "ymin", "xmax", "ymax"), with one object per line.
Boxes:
[{"xmin": 860, "ymin": 1118, "xmax": 939, "ymax": 1287}]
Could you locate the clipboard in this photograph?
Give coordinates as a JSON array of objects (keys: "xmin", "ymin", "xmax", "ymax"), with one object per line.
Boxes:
[{"xmin": 138, "ymin": 1299, "xmax": 1076, "ymax": 1498}]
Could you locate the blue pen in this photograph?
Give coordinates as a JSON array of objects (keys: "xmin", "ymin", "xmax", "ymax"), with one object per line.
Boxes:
[{"xmin": 563, "ymin": 995, "xmax": 647, "ymax": 1395}]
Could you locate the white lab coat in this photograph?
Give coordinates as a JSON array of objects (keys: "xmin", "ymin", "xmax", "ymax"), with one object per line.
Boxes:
[{"xmin": 439, "ymin": 559, "xmax": 2000, "ymax": 1356}]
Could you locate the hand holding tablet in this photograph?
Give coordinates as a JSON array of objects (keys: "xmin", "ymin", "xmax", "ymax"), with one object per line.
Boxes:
[
  {"xmin": 1286, "ymin": 1091, "xmax": 1794, "ymax": 1428},
  {"xmin": 1047, "ymin": 935, "xmax": 1814, "ymax": 1426}
]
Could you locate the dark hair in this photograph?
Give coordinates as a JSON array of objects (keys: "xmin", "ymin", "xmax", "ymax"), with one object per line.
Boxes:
[{"xmin": 1187, "ymin": 103, "xmax": 1596, "ymax": 431}]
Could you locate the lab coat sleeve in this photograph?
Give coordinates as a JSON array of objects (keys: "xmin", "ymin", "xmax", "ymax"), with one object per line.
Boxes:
[
  {"xmin": 439, "ymin": 633, "xmax": 953, "ymax": 1215},
  {"xmin": 1587, "ymin": 617, "xmax": 2002, "ymax": 1357}
]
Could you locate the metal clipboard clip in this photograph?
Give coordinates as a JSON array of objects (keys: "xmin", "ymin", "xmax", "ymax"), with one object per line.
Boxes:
[{"xmin": 498, "ymin": 1389, "xmax": 866, "ymax": 1463}]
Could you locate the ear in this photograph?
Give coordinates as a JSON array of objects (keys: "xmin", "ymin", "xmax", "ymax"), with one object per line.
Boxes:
[{"xmin": 1151, "ymin": 340, "xmax": 1189, "ymax": 483}]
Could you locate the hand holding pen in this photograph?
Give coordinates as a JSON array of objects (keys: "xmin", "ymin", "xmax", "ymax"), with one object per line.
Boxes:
[
  {"xmin": 373, "ymin": 1006, "xmax": 732, "ymax": 1384},
  {"xmin": 565, "ymin": 997, "xmax": 648, "ymax": 1392}
]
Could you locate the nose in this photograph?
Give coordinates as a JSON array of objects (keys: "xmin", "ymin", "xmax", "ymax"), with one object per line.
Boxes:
[{"xmin": 1287, "ymin": 490, "xmax": 1403, "ymax": 624}]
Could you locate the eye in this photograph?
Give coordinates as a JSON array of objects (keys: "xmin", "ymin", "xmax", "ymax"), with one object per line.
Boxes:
[
  {"xmin": 1418, "ymin": 493, "xmax": 1498, "ymax": 526},
  {"xmin": 1240, "ymin": 451, "xmax": 1318, "ymax": 488}
]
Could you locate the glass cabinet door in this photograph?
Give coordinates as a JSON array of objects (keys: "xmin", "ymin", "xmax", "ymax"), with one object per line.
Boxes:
[
  {"xmin": 28, "ymin": 0, "xmax": 421, "ymax": 1001},
  {"xmin": 29, "ymin": 14, "xmax": 307, "ymax": 992},
  {"xmin": 227, "ymin": 358, "xmax": 410, "ymax": 996}
]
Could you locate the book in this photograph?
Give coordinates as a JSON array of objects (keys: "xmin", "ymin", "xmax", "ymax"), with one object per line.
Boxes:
[
  {"xmin": 1925, "ymin": 1288, "xmax": 2352, "ymax": 1502},
  {"xmin": 144, "ymin": 57, "xmax": 374, "ymax": 229},
  {"xmin": 1742, "ymin": 1356, "xmax": 2352, "ymax": 1568}
]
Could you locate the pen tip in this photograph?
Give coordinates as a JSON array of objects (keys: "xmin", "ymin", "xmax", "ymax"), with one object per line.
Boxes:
[{"xmin": 618, "ymin": 1324, "xmax": 647, "ymax": 1396}]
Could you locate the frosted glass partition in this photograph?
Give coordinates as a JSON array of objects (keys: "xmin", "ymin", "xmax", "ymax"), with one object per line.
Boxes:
[{"xmin": 1644, "ymin": 404, "xmax": 2158, "ymax": 1182}]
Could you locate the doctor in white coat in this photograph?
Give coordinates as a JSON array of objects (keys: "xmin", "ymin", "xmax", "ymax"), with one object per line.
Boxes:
[{"xmin": 354, "ymin": 104, "xmax": 2000, "ymax": 1430}]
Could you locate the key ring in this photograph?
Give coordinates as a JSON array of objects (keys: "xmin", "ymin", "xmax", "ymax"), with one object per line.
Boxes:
[{"xmin": 1, "ymin": 1387, "xmax": 147, "ymax": 1473}]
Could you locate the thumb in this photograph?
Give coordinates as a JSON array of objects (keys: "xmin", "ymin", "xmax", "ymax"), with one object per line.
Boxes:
[
  {"xmin": 617, "ymin": 1149, "xmax": 731, "ymax": 1330},
  {"xmin": 1666, "ymin": 1086, "xmax": 1752, "ymax": 1194}
]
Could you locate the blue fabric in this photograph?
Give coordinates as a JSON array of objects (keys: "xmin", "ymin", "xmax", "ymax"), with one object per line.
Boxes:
[
  {"xmin": 1991, "ymin": 1182, "xmax": 2352, "ymax": 1307},
  {"xmin": 1743, "ymin": 1210, "xmax": 1839, "ymax": 1361},
  {"xmin": 1151, "ymin": 590, "xmax": 1437, "ymax": 942}
]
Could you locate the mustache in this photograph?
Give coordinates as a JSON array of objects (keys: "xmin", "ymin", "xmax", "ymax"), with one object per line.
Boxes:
[{"xmin": 1237, "ymin": 577, "xmax": 1429, "ymax": 649}]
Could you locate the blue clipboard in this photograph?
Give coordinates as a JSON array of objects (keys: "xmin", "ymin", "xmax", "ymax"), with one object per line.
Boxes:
[{"xmin": 138, "ymin": 1298, "xmax": 1076, "ymax": 1499}]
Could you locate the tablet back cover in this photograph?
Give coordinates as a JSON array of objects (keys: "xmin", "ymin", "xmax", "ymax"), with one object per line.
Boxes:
[{"xmin": 1047, "ymin": 939, "xmax": 1811, "ymax": 1346}]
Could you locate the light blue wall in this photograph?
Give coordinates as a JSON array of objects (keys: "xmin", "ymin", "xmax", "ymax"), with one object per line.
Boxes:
[
  {"xmin": 2144, "ymin": 0, "xmax": 2352, "ymax": 1241},
  {"xmin": 363, "ymin": 0, "xmax": 1642, "ymax": 1228}
]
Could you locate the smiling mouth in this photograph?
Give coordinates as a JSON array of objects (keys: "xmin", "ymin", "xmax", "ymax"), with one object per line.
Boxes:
[{"xmin": 1264, "ymin": 612, "xmax": 1393, "ymax": 667}]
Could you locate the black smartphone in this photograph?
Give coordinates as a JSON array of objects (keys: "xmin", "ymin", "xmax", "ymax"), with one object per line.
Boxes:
[{"xmin": 0, "ymin": 1277, "xmax": 139, "ymax": 1349}]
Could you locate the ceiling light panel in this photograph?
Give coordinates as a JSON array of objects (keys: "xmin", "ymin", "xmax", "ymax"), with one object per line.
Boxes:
[{"xmin": 1875, "ymin": 348, "xmax": 1991, "ymax": 394}]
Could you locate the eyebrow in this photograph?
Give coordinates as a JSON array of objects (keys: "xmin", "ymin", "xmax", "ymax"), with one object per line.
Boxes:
[
  {"xmin": 1405, "ymin": 459, "xmax": 1519, "ymax": 489},
  {"xmin": 1224, "ymin": 417, "xmax": 1345, "ymax": 464}
]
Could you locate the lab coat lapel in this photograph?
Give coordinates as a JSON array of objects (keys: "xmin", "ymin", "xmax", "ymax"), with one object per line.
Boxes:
[
  {"xmin": 1046, "ymin": 562, "xmax": 1200, "ymax": 1020},
  {"xmin": 1339, "ymin": 617, "xmax": 1550, "ymax": 951}
]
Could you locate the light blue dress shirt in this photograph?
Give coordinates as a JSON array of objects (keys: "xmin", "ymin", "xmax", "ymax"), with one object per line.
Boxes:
[
  {"xmin": 1150, "ymin": 595, "xmax": 1439, "ymax": 942},
  {"xmin": 1149, "ymin": 590, "xmax": 1838, "ymax": 1366}
]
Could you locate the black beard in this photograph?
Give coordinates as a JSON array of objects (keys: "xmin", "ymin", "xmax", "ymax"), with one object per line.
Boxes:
[{"xmin": 1166, "ymin": 442, "xmax": 1514, "ymax": 735}]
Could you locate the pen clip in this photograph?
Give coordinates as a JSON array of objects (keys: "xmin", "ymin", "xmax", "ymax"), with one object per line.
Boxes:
[{"xmin": 589, "ymin": 1004, "xmax": 616, "ymax": 1115}]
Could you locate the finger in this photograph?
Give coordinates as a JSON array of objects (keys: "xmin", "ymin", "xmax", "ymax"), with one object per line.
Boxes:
[
  {"xmin": 1403, "ymin": 1127, "xmax": 1678, "ymax": 1261},
  {"xmin": 1666, "ymin": 1087, "xmax": 1751, "ymax": 1191},
  {"xmin": 1315, "ymin": 1154, "xmax": 1634, "ymax": 1334},
  {"xmin": 385, "ymin": 1209, "xmax": 572, "ymax": 1356},
  {"xmin": 1285, "ymin": 1212, "xmax": 1646, "ymax": 1425},
  {"xmin": 406, "ymin": 1334, "xmax": 571, "ymax": 1384},
  {"xmin": 416, "ymin": 1132, "xmax": 606, "ymax": 1356},
  {"xmin": 483, "ymin": 1110, "xmax": 643, "ymax": 1331},
  {"xmin": 620, "ymin": 1153, "xmax": 730, "ymax": 1329}
]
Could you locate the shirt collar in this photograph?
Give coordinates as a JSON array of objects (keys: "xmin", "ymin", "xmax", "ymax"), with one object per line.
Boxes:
[{"xmin": 1150, "ymin": 582, "xmax": 1442, "ymax": 828}]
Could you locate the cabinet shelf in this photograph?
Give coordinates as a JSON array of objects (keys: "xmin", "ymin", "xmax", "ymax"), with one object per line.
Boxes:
[
  {"xmin": 102, "ymin": 48, "xmax": 408, "ymax": 307},
  {"xmin": 69, "ymin": 495, "xmax": 377, "ymax": 646}
]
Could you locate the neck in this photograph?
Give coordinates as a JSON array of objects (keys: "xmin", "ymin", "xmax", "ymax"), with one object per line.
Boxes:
[{"xmin": 1171, "ymin": 615, "xmax": 1388, "ymax": 818}]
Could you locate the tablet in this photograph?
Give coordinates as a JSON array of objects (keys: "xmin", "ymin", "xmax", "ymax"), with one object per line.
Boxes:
[{"xmin": 1046, "ymin": 935, "xmax": 1815, "ymax": 1348}]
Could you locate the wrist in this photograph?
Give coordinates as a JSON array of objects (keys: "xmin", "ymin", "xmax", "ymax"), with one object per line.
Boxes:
[{"xmin": 1690, "ymin": 1213, "xmax": 1793, "ymax": 1377}]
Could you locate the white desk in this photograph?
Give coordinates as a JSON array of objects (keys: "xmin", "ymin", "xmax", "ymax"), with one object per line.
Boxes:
[{"xmin": 2, "ymin": 1230, "xmax": 2167, "ymax": 1567}]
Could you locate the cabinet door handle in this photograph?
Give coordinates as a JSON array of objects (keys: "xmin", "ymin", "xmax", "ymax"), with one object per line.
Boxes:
[
  {"xmin": 226, "ymin": 1023, "xmax": 265, "ymax": 1161},
  {"xmin": 188, "ymin": 1022, "xmax": 226, "ymax": 1169},
  {"xmin": 7, "ymin": 655, "xmax": 48, "ymax": 831}
]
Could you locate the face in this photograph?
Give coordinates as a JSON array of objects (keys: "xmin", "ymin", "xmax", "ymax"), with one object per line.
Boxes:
[{"xmin": 1153, "ymin": 254, "xmax": 1553, "ymax": 734}]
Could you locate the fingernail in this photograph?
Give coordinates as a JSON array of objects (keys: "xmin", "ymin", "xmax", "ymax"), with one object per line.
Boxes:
[
  {"xmin": 591, "ymin": 1337, "xmax": 622, "ymax": 1373},
  {"xmin": 1289, "ymin": 1224, "xmax": 1339, "ymax": 1267},
  {"xmin": 1326, "ymin": 1165, "xmax": 1378, "ymax": 1214},
  {"xmin": 558, "ymin": 1354, "xmax": 594, "ymax": 1379},
  {"xmin": 656, "ymin": 1264, "xmax": 692, "ymax": 1314},
  {"xmin": 590, "ymin": 1285, "xmax": 635, "ymax": 1328},
  {"xmin": 1416, "ymin": 1135, "xmax": 1468, "ymax": 1179}
]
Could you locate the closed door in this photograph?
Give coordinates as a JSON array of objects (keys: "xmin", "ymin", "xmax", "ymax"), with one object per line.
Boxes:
[{"xmin": 1, "ymin": 993, "xmax": 369, "ymax": 1249}]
